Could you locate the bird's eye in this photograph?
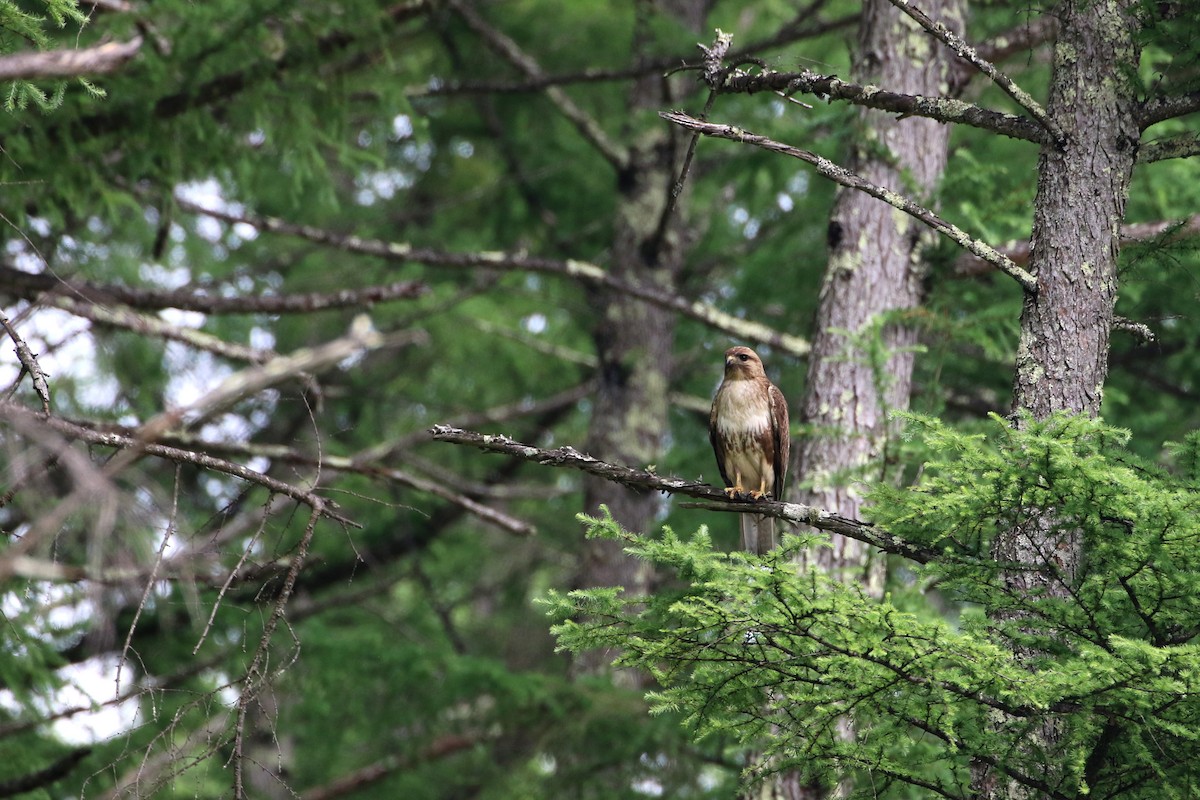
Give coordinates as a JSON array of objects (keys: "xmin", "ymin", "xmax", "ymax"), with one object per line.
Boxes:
[{"xmin": 737, "ymin": 353, "xmax": 750, "ymax": 362}]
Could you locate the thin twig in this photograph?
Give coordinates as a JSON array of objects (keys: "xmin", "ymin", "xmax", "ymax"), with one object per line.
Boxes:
[{"xmin": 661, "ymin": 111, "xmax": 1039, "ymax": 294}]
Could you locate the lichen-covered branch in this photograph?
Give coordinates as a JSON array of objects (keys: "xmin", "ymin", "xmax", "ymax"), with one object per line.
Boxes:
[
  {"xmin": 713, "ymin": 66, "xmax": 1048, "ymax": 145},
  {"xmin": 661, "ymin": 111, "xmax": 1039, "ymax": 294},
  {"xmin": 429, "ymin": 424, "xmax": 937, "ymax": 563}
]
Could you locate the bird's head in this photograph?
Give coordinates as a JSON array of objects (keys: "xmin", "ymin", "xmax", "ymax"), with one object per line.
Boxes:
[{"xmin": 723, "ymin": 346, "xmax": 767, "ymax": 380}]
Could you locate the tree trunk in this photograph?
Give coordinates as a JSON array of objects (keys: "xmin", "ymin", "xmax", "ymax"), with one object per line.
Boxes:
[
  {"xmin": 771, "ymin": 0, "xmax": 963, "ymax": 796},
  {"xmin": 976, "ymin": 2, "xmax": 1141, "ymax": 797},
  {"xmin": 572, "ymin": 0, "xmax": 707, "ymax": 679}
]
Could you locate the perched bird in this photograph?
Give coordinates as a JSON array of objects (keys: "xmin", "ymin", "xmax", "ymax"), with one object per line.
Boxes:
[{"xmin": 709, "ymin": 346, "xmax": 790, "ymax": 554}]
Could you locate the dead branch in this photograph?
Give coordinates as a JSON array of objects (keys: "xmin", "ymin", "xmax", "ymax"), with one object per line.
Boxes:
[
  {"xmin": 180, "ymin": 200, "xmax": 811, "ymax": 357},
  {"xmin": 0, "ymin": 37, "xmax": 141, "ymax": 81},
  {"xmin": 0, "ymin": 403, "xmax": 358, "ymax": 535},
  {"xmin": 0, "ymin": 264, "xmax": 427, "ymax": 314},
  {"xmin": 661, "ymin": 111, "xmax": 1039, "ymax": 294},
  {"xmin": 429, "ymin": 424, "xmax": 937, "ymax": 564},
  {"xmin": 886, "ymin": 0, "xmax": 1064, "ymax": 144}
]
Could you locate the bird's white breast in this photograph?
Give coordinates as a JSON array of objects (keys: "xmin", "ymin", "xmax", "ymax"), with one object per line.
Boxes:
[{"xmin": 714, "ymin": 380, "xmax": 772, "ymax": 438}]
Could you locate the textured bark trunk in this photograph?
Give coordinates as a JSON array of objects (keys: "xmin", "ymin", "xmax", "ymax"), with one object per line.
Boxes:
[
  {"xmin": 975, "ymin": 2, "xmax": 1141, "ymax": 797},
  {"xmin": 796, "ymin": 0, "xmax": 962, "ymax": 584},
  {"xmin": 572, "ymin": 0, "xmax": 708, "ymax": 679},
  {"xmin": 766, "ymin": 1, "xmax": 963, "ymax": 796}
]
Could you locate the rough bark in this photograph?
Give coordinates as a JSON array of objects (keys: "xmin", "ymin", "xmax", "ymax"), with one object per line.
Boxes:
[
  {"xmin": 572, "ymin": 0, "xmax": 709, "ymax": 678},
  {"xmin": 778, "ymin": 0, "xmax": 963, "ymax": 797},
  {"xmin": 797, "ymin": 0, "xmax": 962, "ymax": 596},
  {"xmin": 976, "ymin": 2, "xmax": 1142, "ymax": 798}
]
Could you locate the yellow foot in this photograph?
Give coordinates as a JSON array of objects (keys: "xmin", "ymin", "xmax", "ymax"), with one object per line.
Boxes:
[
  {"xmin": 724, "ymin": 486, "xmax": 745, "ymax": 499},
  {"xmin": 748, "ymin": 490, "xmax": 764, "ymax": 500}
]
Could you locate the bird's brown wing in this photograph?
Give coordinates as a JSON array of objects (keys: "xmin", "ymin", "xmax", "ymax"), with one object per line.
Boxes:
[
  {"xmin": 767, "ymin": 381, "xmax": 790, "ymax": 500},
  {"xmin": 709, "ymin": 391, "xmax": 733, "ymax": 488}
]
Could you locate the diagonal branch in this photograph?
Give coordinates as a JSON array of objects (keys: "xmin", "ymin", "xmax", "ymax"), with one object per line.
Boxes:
[
  {"xmin": 444, "ymin": 0, "xmax": 628, "ymax": 169},
  {"xmin": 429, "ymin": 424, "xmax": 937, "ymax": 564},
  {"xmin": 180, "ymin": 200, "xmax": 811, "ymax": 357},
  {"xmin": 716, "ymin": 68, "xmax": 1049, "ymax": 145},
  {"xmin": 886, "ymin": 0, "xmax": 1064, "ymax": 144},
  {"xmin": 661, "ymin": 111, "xmax": 1039, "ymax": 294}
]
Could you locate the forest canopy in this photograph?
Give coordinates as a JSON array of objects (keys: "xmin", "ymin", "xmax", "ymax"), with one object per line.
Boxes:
[{"xmin": 0, "ymin": 1, "xmax": 1199, "ymax": 799}]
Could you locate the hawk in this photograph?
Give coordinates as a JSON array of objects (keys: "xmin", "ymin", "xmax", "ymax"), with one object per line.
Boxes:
[{"xmin": 709, "ymin": 346, "xmax": 790, "ymax": 554}]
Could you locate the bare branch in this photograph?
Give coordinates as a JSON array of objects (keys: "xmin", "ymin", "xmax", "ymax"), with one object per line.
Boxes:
[
  {"xmin": 300, "ymin": 735, "xmax": 479, "ymax": 800},
  {"xmin": 429, "ymin": 425, "xmax": 937, "ymax": 564},
  {"xmin": 182, "ymin": 201, "xmax": 811, "ymax": 357},
  {"xmin": 661, "ymin": 111, "xmax": 1039, "ymax": 294},
  {"xmin": 712, "ymin": 69, "xmax": 1048, "ymax": 145},
  {"xmin": 886, "ymin": 0, "xmax": 1063, "ymax": 143},
  {"xmin": 0, "ymin": 37, "xmax": 141, "ymax": 81},
  {"xmin": 0, "ymin": 315, "xmax": 51, "ymax": 412},
  {"xmin": 444, "ymin": 0, "xmax": 628, "ymax": 169},
  {"xmin": 0, "ymin": 264, "xmax": 427, "ymax": 314},
  {"xmin": 0, "ymin": 403, "xmax": 358, "ymax": 531}
]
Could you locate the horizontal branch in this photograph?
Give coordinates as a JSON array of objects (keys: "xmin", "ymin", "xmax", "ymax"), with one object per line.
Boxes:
[
  {"xmin": 0, "ymin": 37, "xmax": 141, "ymax": 81},
  {"xmin": 714, "ymin": 69, "xmax": 1048, "ymax": 145},
  {"xmin": 0, "ymin": 264, "xmax": 428, "ymax": 314},
  {"xmin": 1139, "ymin": 90, "xmax": 1200, "ymax": 130},
  {"xmin": 429, "ymin": 425, "xmax": 936, "ymax": 564},
  {"xmin": 1138, "ymin": 133, "xmax": 1200, "ymax": 163},
  {"xmin": 182, "ymin": 201, "xmax": 811, "ymax": 357},
  {"xmin": 662, "ymin": 112, "xmax": 1039, "ymax": 294},
  {"xmin": 0, "ymin": 404, "xmax": 356, "ymax": 525}
]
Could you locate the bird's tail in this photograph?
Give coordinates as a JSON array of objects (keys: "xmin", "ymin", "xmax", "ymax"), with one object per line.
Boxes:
[{"xmin": 740, "ymin": 513, "xmax": 776, "ymax": 555}]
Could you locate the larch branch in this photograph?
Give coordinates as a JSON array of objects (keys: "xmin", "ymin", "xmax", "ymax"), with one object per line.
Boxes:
[
  {"xmin": 182, "ymin": 201, "xmax": 811, "ymax": 357},
  {"xmin": 429, "ymin": 425, "xmax": 937, "ymax": 564},
  {"xmin": 0, "ymin": 37, "xmax": 141, "ymax": 81},
  {"xmin": 661, "ymin": 111, "xmax": 1039, "ymax": 294},
  {"xmin": 445, "ymin": 0, "xmax": 628, "ymax": 169},
  {"xmin": 886, "ymin": 0, "xmax": 1063, "ymax": 144}
]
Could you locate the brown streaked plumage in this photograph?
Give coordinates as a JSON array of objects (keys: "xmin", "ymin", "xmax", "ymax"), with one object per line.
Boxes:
[{"xmin": 709, "ymin": 346, "xmax": 790, "ymax": 554}]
